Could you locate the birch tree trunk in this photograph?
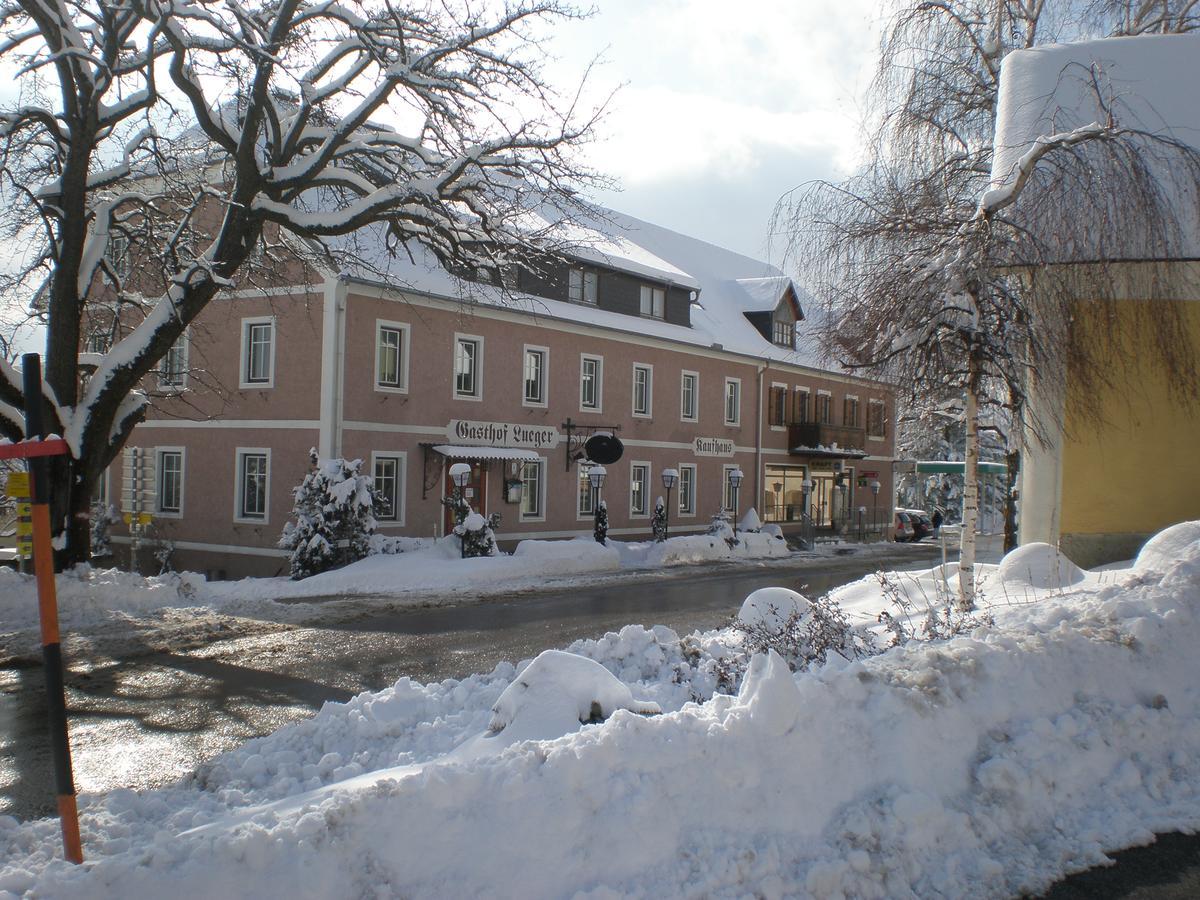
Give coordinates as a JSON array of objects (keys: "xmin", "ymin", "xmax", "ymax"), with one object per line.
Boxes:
[{"xmin": 958, "ymin": 360, "xmax": 982, "ymax": 610}]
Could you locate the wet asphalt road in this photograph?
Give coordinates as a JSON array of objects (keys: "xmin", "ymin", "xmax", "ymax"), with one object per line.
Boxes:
[{"xmin": 0, "ymin": 548, "xmax": 940, "ymax": 822}]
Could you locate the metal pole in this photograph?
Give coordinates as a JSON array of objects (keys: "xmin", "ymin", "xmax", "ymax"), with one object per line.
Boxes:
[
  {"xmin": 21, "ymin": 354, "xmax": 83, "ymax": 864},
  {"xmin": 665, "ymin": 484, "xmax": 672, "ymax": 539}
]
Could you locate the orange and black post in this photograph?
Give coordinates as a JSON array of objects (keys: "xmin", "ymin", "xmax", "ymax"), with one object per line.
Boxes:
[{"xmin": 20, "ymin": 353, "xmax": 83, "ymax": 863}]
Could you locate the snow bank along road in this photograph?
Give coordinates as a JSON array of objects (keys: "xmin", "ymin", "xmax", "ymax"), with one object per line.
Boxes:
[
  {"xmin": 3, "ymin": 527, "xmax": 1200, "ymax": 897},
  {"xmin": 0, "ymin": 546, "xmax": 941, "ymax": 823}
]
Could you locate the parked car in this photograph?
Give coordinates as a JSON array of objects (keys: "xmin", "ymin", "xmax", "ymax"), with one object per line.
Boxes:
[
  {"xmin": 900, "ymin": 509, "xmax": 934, "ymax": 541},
  {"xmin": 893, "ymin": 511, "xmax": 915, "ymax": 542}
]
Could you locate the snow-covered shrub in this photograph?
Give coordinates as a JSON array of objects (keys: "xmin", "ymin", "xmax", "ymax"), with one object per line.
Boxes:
[
  {"xmin": 651, "ymin": 496, "xmax": 667, "ymax": 542},
  {"xmin": 279, "ymin": 450, "xmax": 380, "ymax": 580},
  {"xmin": 441, "ymin": 491, "xmax": 469, "ymax": 531},
  {"xmin": 367, "ymin": 533, "xmax": 428, "ymax": 556},
  {"xmin": 738, "ymin": 507, "xmax": 762, "ymax": 532},
  {"xmin": 455, "ymin": 510, "xmax": 500, "ymax": 558},
  {"xmin": 594, "ymin": 499, "xmax": 608, "ymax": 544},
  {"xmin": 153, "ymin": 539, "xmax": 176, "ymax": 574},
  {"xmin": 731, "ymin": 589, "xmax": 871, "ymax": 676},
  {"xmin": 488, "ymin": 650, "xmax": 660, "ymax": 737},
  {"xmin": 997, "ymin": 542, "xmax": 1085, "ymax": 590},
  {"xmin": 89, "ymin": 501, "xmax": 120, "ymax": 558},
  {"xmin": 874, "ymin": 570, "xmax": 993, "ymax": 647}
]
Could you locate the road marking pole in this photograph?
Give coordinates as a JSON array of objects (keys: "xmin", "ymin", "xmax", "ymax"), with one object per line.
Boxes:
[{"xmin": 4, "ymin": 353, "xmax": 83, "ymax": 863}]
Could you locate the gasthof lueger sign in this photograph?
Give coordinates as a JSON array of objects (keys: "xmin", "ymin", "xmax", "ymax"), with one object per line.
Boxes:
[
  {"xmin": 693, "ymin": 437, "xmax": 735, "ymax": 457},
  {"xmin": 448, "ymin": 420, "xmax": 560, "ymax": 449}
]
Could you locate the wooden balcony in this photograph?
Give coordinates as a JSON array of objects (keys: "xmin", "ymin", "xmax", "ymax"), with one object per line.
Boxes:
[{"xmin": 787, "ymin": 423, "xmax": 868, "ymax": 457}]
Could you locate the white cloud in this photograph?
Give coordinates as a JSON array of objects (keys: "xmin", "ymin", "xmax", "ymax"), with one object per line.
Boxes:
[{"xmin": 545, "ymin": 0, "xmax": 883, "ymax": 257}]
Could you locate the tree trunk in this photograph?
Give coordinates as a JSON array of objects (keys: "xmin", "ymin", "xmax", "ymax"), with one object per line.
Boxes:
[
  {"xmin": 958, "ymin": 369, "xmax": 982, "ymax": 610},
  {"xmin": 1004, "ymin": 447, "xmax": 1020, "ymax": 554},
  {"xmin": 51, "ymin": 458, "xmax": 93, "ymax": 571}
]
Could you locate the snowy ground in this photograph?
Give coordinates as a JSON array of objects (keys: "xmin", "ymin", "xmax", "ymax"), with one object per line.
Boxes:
[
  {"xmin": 1, "ymin": 524, "xmax": 1197, "ymax": 897},
  {"xmin": 0, "ymin": 528, "xmax": 919, "ymax": 665}
]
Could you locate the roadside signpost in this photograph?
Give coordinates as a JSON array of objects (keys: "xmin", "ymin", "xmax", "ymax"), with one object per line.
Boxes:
[{"xmin": 0, "ymin": 354, "xmax": 83, "ymax": 863}]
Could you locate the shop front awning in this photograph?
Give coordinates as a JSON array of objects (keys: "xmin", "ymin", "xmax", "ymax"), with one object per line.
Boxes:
[
  {"xmin": 430, "ymin": 444, "xmax": 541, "ymax": 462},
  {"xmin": 895, "ymin": 459, "xmax": 1008, "ymax": 475},
  {"xmin": 789, "ymin": 444, "xmax": 869, "ymax": 460}
]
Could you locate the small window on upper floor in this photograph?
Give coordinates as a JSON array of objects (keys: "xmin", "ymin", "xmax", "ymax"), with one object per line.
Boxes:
[
  {"xmin": 868, "ymin": 399, "xmax": 887, "ymax": 439},
  {"xmin": 454, "ymin": 335, "xmax": 483, "ymax": 400},
  {"xmin": 375, "ymin": 321, "xmax": 410, "ymax": 392},
  {"xmin": 569, "ymin": 267, "xmax": 598, "ymax": 304},
  {"xmin": 773, "ymin": 320, "xmax": 795, "ymax": 348},
  {"xmin": 84, "ymin": 331, "xmax": 111, "ymax": 355},
  {"xmin": 241, "ymin": 318, "xmax": 275, "ymax": 388},
  {"xmin": 106, "ymin": 233, "xmax": 132, "ymax": 281},
  {"xmin": 159, "ymin": 332, "xmax": 189, "ymax": 389},
  {"xmin": 639, "ymin": 285, "xmax": 665, "ymax": 319}
]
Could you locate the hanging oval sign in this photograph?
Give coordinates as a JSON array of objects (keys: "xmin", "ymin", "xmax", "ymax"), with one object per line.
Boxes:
[{"xmin": 584, "ymin": 433, "xmax": 624, "ymax": 465}]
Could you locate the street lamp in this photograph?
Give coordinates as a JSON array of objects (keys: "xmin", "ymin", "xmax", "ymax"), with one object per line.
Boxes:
[
  {"xmin": 729, "ymin": 467, "xmax": 744, "ymax": 538},
  {"xmin": 801, "ymin": 477, "xmax": 813, "ymax": 521},
  {"xmin": 589, "ymin": 465, "xmax": 607, "ymax": 544},
  {"xmin": 661, "ymin": 468, "xmax": 678, "ymax": 539},
  {"xmin": 449, "ymin": 462, "xmax": 471, "ymax": 559},
  {"xmin": 870, "ymin": 479, "xmax": 881, "ymax": 538}
]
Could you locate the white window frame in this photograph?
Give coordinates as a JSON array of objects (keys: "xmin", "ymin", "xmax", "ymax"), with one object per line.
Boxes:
[
  {"xmin": 724, "ymin": 377, "xmax": 741, "ymax": 427},
  {"xmin": 453, "ymin": 333, "xmax": 484, "ymax": 401},
  {"xmin": 576, "ymin": 464, "xmax": 594, "ymax": 520},
  {"xmin": 680, "ymin": 370, "xmax": 699, "ymax": 423},
  {"xmin": 158, "ymin": 331, "xmax": 189, "ymax": 391},
  {"xmin": 632, "ymin": 363, "xmax": 653, "ymax": 418},
  {"xmin": 639, "ymin": 284, "xmax": 665, "ymax": 319},
  {"xmin": 568, "ymin": 267, "xmax": 598, "ymax": 305},
  {"xmin": 844, "ymin": 393, "xmax": 860, "ymax": 428},
  {"xmin": 93, "ymin": 468, "xmax": 110, "ymax": 506},
  {"xmin": 519, "ymin": 457, "xmax": 547, "ymax": 522},
  {"xmin": 629, "ymin": 461, "xmax": 651, "ymax": 518},
  {"xmin": 677, "ymin": 463, "xmax": 697, "ymax": 517},
  {"xmin": 522, "ymin": 344, "xmax": 550, "ymax": 408},
  {"xmin": 374, "ymin": 320, "xmax": 411, "ymax": 393},
  {"xmin": 234, "ymin": 447, "xmax": 271, "ymax": 524},
  {"xmin": 722, "ymin": 464, "xmax": 740, "ymax": 513},
  {"xmin": 155, "ymin": 447, "xmax": 185, "ymax": 518},
  {"xmin": 817, "ymin": 389, "xmax": 833, "ymax": 425},
  {"xmin": 868, "ymin": 399, "xmax": 888, "ymax": 441},
  {"xmin": 769, "ymin": 380, "xmax": 789, "ymax": 431},
  {"xmin": 580, "ymin": 353, "xmax": 604, "ymax": 413},
  {"xmin": 239, "ymin": 316, "xmax": 276, "ymax": 389},
  {"xmin": 794, "ymin": 386, "xmax": 812, "ymax": 424},
  {"xmin": 371, "ymin": 451, "xmax": 406, "ymax": 526}
]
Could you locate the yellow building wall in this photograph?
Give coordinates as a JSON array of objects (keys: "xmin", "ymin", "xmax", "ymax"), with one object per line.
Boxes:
[{"xmin": 1060, "ymin": 299, "xmax": 1200, "ymax": 540}]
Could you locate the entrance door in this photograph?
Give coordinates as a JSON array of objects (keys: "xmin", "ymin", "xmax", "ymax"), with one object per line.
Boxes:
[{"xmin": 444, "ymin": 460, "xmax": 488, "ymax": 533}]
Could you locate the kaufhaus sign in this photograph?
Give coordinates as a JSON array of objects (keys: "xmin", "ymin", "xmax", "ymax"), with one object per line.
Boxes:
[
  {"xmin": 693, "ymin": 437, "xmax": 735, "ymax": 457},
  {"xmin": 447, "ymin": 419, "xmax": 561, "ymax": 449}
]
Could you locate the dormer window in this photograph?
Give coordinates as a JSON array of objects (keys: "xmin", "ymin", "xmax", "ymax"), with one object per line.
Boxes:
[
  {"xmin": 639, "ymin": 285, "xmax": 665, "ymax": 319},
  {"xmin": 569, "ymin": 267, "xmax": 598, "ymax": 304},
  {"xmin": 773, "ymin": 320, "xmax": 794, "ymax": 348}
]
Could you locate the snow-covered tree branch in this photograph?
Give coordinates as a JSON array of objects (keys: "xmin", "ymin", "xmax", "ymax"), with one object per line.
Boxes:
[
  {"xmin": 775, "ymin": 0, "xmax": 1200, "ymax": 609},
  {"xmin": 0, "ymin": 0, "xmax": 603, "ymax": 565}
]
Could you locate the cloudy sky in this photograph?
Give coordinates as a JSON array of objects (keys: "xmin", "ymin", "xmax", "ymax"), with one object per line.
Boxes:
[{"xmin": 547, "ymin": 0, "xmax": 883, "ymax": 266}]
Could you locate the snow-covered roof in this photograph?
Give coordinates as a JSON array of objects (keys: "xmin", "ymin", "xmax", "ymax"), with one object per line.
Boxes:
[
  {"xmin": 991, "ymin": 33, "xmax": 1200, "ymax": 261},
  {"xmin": 732, "ymin": 276, "xmax": 798, "ymax": 314},
  {"xmin": 336, "ymin": 209, "xmax": 836, "ymax": 373}
]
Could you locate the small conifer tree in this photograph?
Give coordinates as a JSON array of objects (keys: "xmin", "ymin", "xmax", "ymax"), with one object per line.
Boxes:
[
  {"xmin": 280, "ymin": 449, "xmax": 381, "ymax": 579},
  {"xmin": 651, "ymin": 496, "xmax": 667, "ymax": 542},
  {"xmin": 594, "ymin": 499, "xmax": 608, "ymax": 545}
]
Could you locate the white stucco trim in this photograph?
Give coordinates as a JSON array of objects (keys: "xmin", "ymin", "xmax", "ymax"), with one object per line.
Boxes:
[
  {"xmin": 138, "ymin": 419, "xmax": 320, "ymax": 430},
  {"xmin": 111, "ymin": 536, "xmax": 289, "ymax": 558}
]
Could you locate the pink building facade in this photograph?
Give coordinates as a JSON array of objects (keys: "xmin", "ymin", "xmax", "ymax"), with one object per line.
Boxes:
[{"xmin": 100, "ymin": 211, "xmax": 896, "ymax": 577}]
